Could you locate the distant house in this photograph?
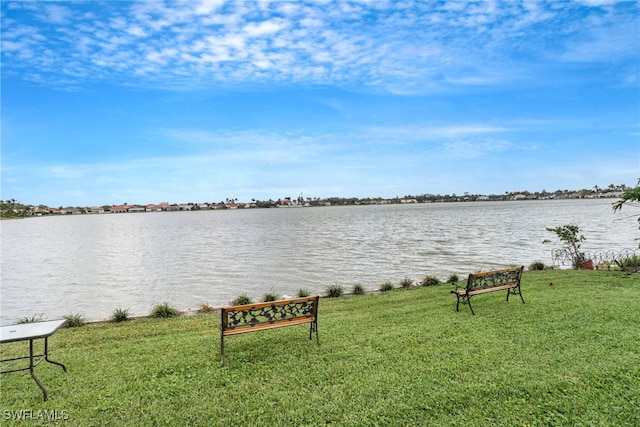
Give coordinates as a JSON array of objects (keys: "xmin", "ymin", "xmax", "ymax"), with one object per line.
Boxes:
[
  {"xmin": 88, "ymin": 206, "xmax": 105, "ymax": 214},
  {"xmin": 111, "ymin": 205, "xmax": 129, "ymax": 213},
  {"xmin": 604, "ymin": 191, "xmax": 623, "ymax": 198},
  {"xmin": 146, "ymin": 202, "xmax": 172, "ymax": 212},
  {"xmin": 277, "ymin": 198, "xmax": 293, "ymax": 207},
  {"xmin": 60, "ymin": 208, "xmax": 82, "ymax": 215}
]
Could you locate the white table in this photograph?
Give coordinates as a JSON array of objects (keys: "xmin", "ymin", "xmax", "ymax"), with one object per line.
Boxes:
[{"xmin": 1, "ymin": 319, "xmax": 67, "ymax": 401}]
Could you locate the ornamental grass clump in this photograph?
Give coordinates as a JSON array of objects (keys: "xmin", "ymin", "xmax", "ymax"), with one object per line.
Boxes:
[
  {"xmin": 297, "ymin": 288, "xmax": 310, "ymax": 297},
  {"xmin": 198, "ymin": 303, "xmax": 214, "ymax": 313},
  {"xmin": 326, "ymin": 284, "xmax": 344, "ymax": 298},
  {"xmin": 617, "ymin": 256, "xmax": 640, "ymax": 272},
  {"xmin": 111, "ymin": 307, "xmax": 130, "ymax": 323},
  {"xmin": 446, "ymin": 273, "xmax": 460, "ymax": 284},
  {"xmin": 64, "ymin": 313, "xmax": 86, "ymax": 328},
  {"xmin": 232, "ymin": 293, "xmax": 253, "ymax": 305},
  {"xmin": 17, "ymin": 314, "xmax": 43, "ymax": 324},
  {"xmin": 620, "ymin": 256, "xmax": 640, "ymax": 267},
  {"xmin": 262, "ymin": 291, "xmax": 279, "ymax": 302},
  {"xmin": 151, "ymin": 303, "xmax": 179, "ymax": 318},
  {"xmin": 379, "ymin": 281, "xmax": 394, "ymax": 292},
  {"xmin": 529, "ymin": 261, "xmax": 546, "ymax": 271},
  {"xmin": 421, "ymin": 275, "xmax": 441, "ymax": 287},
  {"xmin": 352, "ymin": 283, "xmax": 365, "ymax": 295},
  {"xmin": 399, "ymin": 277, "xmax": 413, "ymax": 288}
]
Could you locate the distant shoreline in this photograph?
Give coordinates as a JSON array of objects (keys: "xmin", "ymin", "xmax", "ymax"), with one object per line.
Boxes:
[{"xmin": 1, "ymin": 189, "xmax": 625, "ymax": 219}]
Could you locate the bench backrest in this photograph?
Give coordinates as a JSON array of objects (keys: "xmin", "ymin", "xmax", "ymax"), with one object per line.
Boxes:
[
  {"xmin": 221, "ymin": 295, "xmax": 319, "ymax": 336},
  {"xmin": 467, "ymin": 266, "xmax": 523, "ymax": 292}
]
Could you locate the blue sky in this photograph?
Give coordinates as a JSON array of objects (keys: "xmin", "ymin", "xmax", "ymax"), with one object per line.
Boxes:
[{"xmin": 1, "ymin": 0, "xmax": 638, "ymax": 207}]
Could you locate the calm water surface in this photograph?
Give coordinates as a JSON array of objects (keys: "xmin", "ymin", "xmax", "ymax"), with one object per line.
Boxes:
[{"xmin": 1, "ymin": 199, "xmax": 636, "ymax": 324}]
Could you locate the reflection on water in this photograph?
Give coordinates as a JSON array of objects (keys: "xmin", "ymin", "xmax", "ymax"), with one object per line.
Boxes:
[{"xmin": 1, "ymin": 199, "xmax": 636, "ymax": 324}]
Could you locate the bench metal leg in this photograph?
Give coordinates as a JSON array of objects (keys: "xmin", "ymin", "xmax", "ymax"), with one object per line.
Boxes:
[
  {"xmin": 220, "ymin": 335, "xmax": 226, "ymax": 366},
  {"xmin": 454, "ymin": 292, "xmax": 474, "ymax": 314},
  {"xmin": 467, "ymin": 297, "xmax": 475, "ymax": 315},
  {"xmin": 507, "ymin": 286, "xmax": 525, "ymax": 304},
  {"xmin": 309, "ymin": 321, "xmax": 320, "ymax": 346}
]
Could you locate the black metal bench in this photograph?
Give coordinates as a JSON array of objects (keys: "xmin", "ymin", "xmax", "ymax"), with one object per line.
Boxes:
[
  {"xmin": 452, "ymin": 266, "xmax": 525, "ymax": 315},
  {"xmin": 220, "ymin": 295, "xmax": 320, "ymax": 364}
]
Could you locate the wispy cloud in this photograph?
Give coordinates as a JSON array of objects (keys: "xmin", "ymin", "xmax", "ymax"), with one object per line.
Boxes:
[{"xmin": 2, "ymin": 1, "xmax": 637, "ymax": 92}]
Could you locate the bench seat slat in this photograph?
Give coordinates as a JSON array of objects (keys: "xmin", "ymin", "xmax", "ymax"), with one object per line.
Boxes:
[
  {"xmin": 221, "ymin": 316, "xmax": 315, "ymax": 336},
  {"xmin": 456, "ymin": 283, "xmax": 518, "ymax": 296}
]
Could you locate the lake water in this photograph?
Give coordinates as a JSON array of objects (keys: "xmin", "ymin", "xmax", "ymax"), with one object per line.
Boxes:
[{"xmin": 1, "ymin": 199, "xmax": 637, "ymax": 325}]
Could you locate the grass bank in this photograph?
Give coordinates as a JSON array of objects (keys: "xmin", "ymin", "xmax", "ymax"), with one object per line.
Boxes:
[{"xmin": 1, "ymin": 270, "xmax": 639, "ymax": 426}]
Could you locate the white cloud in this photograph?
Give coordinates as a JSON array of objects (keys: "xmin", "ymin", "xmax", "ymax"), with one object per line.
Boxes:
[
  {"xmin": 439, "ymin": 139, "xmax": 513, "ymax": 160},
  {"xmin": 360, "ymin": 124, "xmax": 509, "ymax": 141},
  {"xmin": 42, "ymin": 4, "xmax": 72, "ymax": 25},
  {"xmin": 1, "ymin": 1, "xmax": 637, "ymax": 92},
  {"xmin": 126, "ymin": 26, "xmax": 147, "ymax": 37},
  {"xmin": 561, "ymin": 18, "xmax": 640, "ymax": 62},
  {"xmin": 243, "ymin": 19, "xmax": 288, "ymax": 37},
  {"xmin": 196, "ymin": 0, "xmax": 224, "ymax": 15}
]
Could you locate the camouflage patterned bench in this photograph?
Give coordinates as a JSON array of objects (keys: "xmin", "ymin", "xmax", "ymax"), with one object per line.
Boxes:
[
  {"xmin": 220, "ymin": 295, "xmax": 320, "ymax": 363},
  {"xmin": 451, "ymin": 266, "xmax": 525, "ymax": 315}
]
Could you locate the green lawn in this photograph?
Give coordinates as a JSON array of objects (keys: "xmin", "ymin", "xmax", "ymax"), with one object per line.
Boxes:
[{"xmin": 1, "ymin": 270, "xmax": 639, "ymax": 426}]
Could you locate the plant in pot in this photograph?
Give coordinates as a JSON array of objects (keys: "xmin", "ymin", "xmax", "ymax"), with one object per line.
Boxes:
[{"xmin": 544, "ymin": 224, "xmax": 593, "ymax": 270}]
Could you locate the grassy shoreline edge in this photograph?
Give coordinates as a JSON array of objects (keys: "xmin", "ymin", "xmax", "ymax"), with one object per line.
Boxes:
[{"xmin": 1, "ymin": 270, "xmax": 639, "ymax": 426}]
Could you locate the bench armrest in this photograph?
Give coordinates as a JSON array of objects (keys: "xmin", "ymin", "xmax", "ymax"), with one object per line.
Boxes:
[{"xmin": 450, "ymin": 281, "xmax": 465, "ymax": 294}]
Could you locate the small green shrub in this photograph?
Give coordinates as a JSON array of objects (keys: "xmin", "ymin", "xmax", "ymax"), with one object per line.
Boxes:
[
  {"xmin": 421, "ymin": 275, "xmax": 441, "ymax": 287},
  {"xmin": 262, "ymin": 291, "xmax": 279, "ymax": 302},
  {"xmin": 111, "ymin": 308, "xmax": 130, "ymax": 323},
  {"xmin": 17, "ymin": 314, "xmax": 43, "ymax": 324},
  {"xmin": 64, "ymin": 313, "xmax": 86, "ymax": 328},
  {"xmin": 151, "ymin": 303, "xmax": 179, "ymax": 318},
  {"xmin": 326, "ymin": 284, "xmax": 344, "ymax": 298},
  {"xmin": 232, "ymin": 293, "xmax": 253, "ymax": 305},
  {"xmin": 529, "ymin": 261, "xmax": 546, "ymax": 271},
  {"xmin": 379, "ymin": 281, "xmax": 394, "ymax": 292},
  {"xmin": 198, "ymin": 303, "xmax": 214, "ymax": 313},
  {"xmin": 297, "ymin": 288, "xmax": 310, "ymax": 297},
  {"xmin": 620, "ymin": 256, "xmax": 640, "ymax": 267},
  {"xmin": 446, "ymin": 273, "xmax": 460, "ymax": 284},
  {"xmin": 399, "ymin": 277, "xmax": 413, "ymax": 288},
  {"xmin": 352, "ymin": 283, "xmax": 365, "ymax": 295}
]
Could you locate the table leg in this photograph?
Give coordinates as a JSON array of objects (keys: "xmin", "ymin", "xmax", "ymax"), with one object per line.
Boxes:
[
  {"xmin": 44, "ymin": 337, "xmax": 67, "ymax": 372},
  {"xmin": 29, "ymin": 339, "xmax": 48, "ymax": 401}
]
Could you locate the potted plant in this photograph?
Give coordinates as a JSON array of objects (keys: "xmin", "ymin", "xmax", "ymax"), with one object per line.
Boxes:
[{"xmin": 544, "ymin": 224, "xmax": 593, "ymax": 269}]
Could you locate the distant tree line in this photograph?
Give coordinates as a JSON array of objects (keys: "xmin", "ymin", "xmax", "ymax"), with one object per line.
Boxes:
[{"xmin": 0, "ymin": 183, "xmax": 634, "ymax": 219}]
